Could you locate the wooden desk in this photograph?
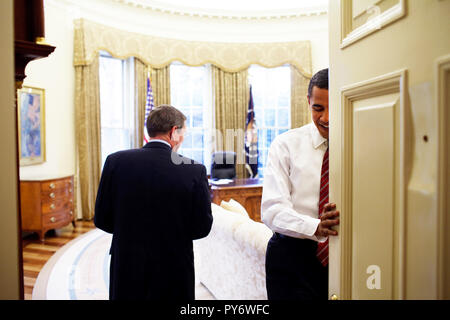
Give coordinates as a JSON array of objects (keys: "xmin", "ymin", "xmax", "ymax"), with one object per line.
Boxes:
[{"xmin": 210, "ymin": 178, "xmax": 263, "ymax": 222}]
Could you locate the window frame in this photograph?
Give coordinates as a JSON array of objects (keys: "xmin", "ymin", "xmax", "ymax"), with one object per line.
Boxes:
[
  {"xmin": 98, "ymin": 51, "xmax": 136, "ymax": 168},
  {"xmin": 169, "ymin": 62, "xmax": 213, "ymax": 173},
  {"xmin": 248, "ymin": 64, "xmax": 291, "ymax": 177}
]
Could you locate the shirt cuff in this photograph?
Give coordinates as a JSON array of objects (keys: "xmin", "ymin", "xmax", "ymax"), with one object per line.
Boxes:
[{"xmin": 305, "ymin": 217, "xmax": 327, "ymax": 243}]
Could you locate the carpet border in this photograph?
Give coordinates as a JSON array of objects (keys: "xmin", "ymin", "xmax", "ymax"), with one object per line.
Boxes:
[{"xmin": 32, "ymin": 229, "xmax": 102, "ymax": 300}]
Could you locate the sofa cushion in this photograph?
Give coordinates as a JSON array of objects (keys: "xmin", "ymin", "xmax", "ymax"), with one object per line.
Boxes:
[{"xmin": 219, "ymin": 199, "xmax": 249, "ymax": 218}]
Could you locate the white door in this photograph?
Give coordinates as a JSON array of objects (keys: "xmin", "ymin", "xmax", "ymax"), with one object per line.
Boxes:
[{"xmin": 328, "ymin": 0, "xmax": 450, "ymax": 300}]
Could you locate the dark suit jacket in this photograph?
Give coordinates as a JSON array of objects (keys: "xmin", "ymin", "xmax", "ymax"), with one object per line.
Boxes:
[{"xmin": 94, "ymin": 141, "xmax": 213, "ymax": 300}]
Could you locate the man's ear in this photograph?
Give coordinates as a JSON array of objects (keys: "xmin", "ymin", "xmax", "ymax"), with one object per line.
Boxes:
[
  {"xmin": 169, "ymin": 126, "xmax": 177, "ymax": 140},
  {"xmin": 170, "ymin": 126, "xmax": 181, "ymax": 142}
]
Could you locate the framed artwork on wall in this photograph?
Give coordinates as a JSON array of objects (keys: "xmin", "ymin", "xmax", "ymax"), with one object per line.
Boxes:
[{"xmin": 17, "ymin": 86, "xmax": 46, "ymax": 166}]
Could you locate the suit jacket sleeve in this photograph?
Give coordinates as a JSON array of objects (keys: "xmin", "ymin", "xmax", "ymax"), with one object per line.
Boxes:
[
  {"xmin": 190, "ymin": 165, "xmax": 213, "ymax": 240},
  {"xmin": 94, "ymin": 155, "xmax": 114, "ymax": 234}
]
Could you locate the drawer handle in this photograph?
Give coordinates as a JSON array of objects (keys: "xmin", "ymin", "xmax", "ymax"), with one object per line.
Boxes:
[
  {"xmin": 50, "ymin": 203, "xmax": 55, "ymax": 210},
  {"xmin": 49, "ymin": 192, "xmax": 55, "ymax": 199},
  {"xmin": 70, "ymin": 211, "xmax": 73, "ymax": 216},
  {"xmin": 50, "ymin": 217, "xmax": 56, "ymax": 223},
  {"xmin": 49, "ymin": 183, "xmax": 55, "ymax": 189}
]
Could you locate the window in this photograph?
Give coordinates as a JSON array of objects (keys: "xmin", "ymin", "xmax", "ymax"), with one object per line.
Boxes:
[
  {"xmin": 99, "ymin": 53, "xmax": 135, "ymax": 168},
  {"xmin": 248, "ymin": 65, "xmax": 291, "ymax": 177},
  {"xmin": 170, "ymin": 63, "xmax": 212, "ymax": 170}
]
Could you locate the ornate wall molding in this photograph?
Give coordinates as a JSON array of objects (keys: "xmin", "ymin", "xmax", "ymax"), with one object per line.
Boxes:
[
  {"xmin": 111, "ymin": 0, "xmax": 328, "ymax": 20},
  {"xmin": 74, "ymin": 19, "xmax": 312, "ymax": 76}
]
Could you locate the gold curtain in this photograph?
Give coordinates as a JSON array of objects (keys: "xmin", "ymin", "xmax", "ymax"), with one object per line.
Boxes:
[
  {"xmin": 74, "ymin": 19, "xmax": 312, "ymax": 76},
  {"xmin": 212, "ymin": 66, "xmax": 249, "ymax": 179},
  {"xmin": 134, "ymin": 58, "xmax": 147, "ymax": 148},
  {"xmin": 149, "ymin": 65, "xmax": 171, "ymax": 107},
  {"xmin": 291, "ymin": 65, "xmax": 311, "ymax": 129},
  {"xmin": 75, "ymin": 57, "xmax": 101, "ymax": 220}
]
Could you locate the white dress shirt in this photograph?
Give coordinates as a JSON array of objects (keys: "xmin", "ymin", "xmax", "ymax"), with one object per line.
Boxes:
[
  {"xmin": 148, "ymin": 139, "xmax": 171, "ymax": 148},
  {"xmin": 261, "ymin": 123, "xmax": 328, "ymax": 243}
]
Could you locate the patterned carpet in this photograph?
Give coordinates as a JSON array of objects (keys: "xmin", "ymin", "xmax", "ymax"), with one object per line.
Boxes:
[{"xmin": 33, "ymin": 228, "xmax": 215, "ymax": 300}]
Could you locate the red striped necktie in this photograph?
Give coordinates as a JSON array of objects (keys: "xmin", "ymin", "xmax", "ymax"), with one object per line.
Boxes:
[{"xmin": 316, "ymin": 148, "xmax": 329, "ymax": 267}]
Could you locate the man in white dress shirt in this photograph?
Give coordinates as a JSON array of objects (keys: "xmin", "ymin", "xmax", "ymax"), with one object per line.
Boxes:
[{"xmin": 261, "ymin": 68, "xmax": 340, "ymax": 300}]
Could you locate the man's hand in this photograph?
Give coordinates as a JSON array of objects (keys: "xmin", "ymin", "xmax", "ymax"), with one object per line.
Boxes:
[{"xmin": 315, "ymin": 203, "xmax": 340, "ymax": 238}]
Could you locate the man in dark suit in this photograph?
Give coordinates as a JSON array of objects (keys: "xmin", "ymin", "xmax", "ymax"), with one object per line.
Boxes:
[{"xmin": 94, "ymin": 105, "xmax": 213, "ymax": 300}]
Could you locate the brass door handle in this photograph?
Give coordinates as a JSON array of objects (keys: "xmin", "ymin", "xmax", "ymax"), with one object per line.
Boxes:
[{"xmin": 330, "ymin": 294, "xmax": 339, "ymax": 300}]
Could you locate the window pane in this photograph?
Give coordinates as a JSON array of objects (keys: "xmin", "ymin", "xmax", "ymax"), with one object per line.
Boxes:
[
  {"xmin": 253, "ymin": 89, "xmax": 263, "ymax": 107},
  {"xmin": 248, "ymin": 64, "xmax": 290, "ymax": 178},
  {"xmin": 193, "ymin": 131, "xmax": 204, "ymax": 148},
  {"xmin": 182, "ymin": 131, "xmax": 193, "ymax": 148},
  {"xmin": 99, "ymin": 55, "xmax": 134, "ymax": 168},
  {"xmin": 267, "ymin": 93, "xmax": 277, "ymax": 108},
  {"xmin": 101, "ymin": 128, "xmax": 129, "ymax": 164},
  {"xmin": 266, "ymin": 129, "xmax": 276, "ymax": 147},
  {"xmin": 277, "ymin": 128, "xmax": 288, "ymax": 136},
  {"xmin": 170, "ymin": 63, "xmax": 210, "ymax": 166},
  {"xmin": 277, "ymin": 108, "xmax": 289, "ymax": 127},
  {"xmin": 192, "ymin": 108, "xmax": 203, "ymax": 128},
  {"xmin": 180, "ymin": 149, "xmax": 192, "ymax": 159},
  {"xmin": 257, "ymin": 129, "xmax": 265, "ymax": 150},
  {"xmin": 184, "ymin": 110, "xmax": 192, "ymax": 127},
  {"xmin": 278, "ymin": 93, "xmax": 289, "ymax": 107},
  {"xmin": 99, "ymin": 56, "xmax": 124, "ymax": 128},
  {"xmin": 180, "ymin": 92, "xmax": 190, "ymax": 107},
  {"xmin": 192, "ymin": 150, "xmax": 203, "ymax": 164},
  {"xmin": 264, "ymin": 109, "xmax": 275, "ymax": 127},
  {"xmin": 193, "ymin": 82, "xmax": 203, "ymax": 106}
]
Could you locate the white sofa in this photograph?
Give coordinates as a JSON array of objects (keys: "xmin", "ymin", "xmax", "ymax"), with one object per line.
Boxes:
[{"xmin": 194, "ymin": 202, "xmax": 273, "ymax": 300}]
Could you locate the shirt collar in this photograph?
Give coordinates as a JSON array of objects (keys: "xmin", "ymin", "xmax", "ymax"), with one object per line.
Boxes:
[
  {"xmin": 310, "ymin": 123, "xmax": 328, "ymax": 149},
  {"xmin": 148, "ymin": 139, "xmax": 172, "ymax": 148}
]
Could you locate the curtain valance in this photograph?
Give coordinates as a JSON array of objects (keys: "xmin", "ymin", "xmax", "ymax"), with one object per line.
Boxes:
[{"xmin": 74, "ymin": 19, "xmax": 312, "ymax": 77}]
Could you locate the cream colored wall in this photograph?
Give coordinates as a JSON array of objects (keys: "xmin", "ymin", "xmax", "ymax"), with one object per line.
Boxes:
[
  {"xmin": 20, "ymin": 3, "xmax": 76, "ymax": 180},
  {"xmin": 0, "ymin": 0, "xmax": 22, "ymax": 300}
]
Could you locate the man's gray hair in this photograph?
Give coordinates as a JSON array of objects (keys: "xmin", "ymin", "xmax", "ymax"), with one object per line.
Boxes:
[{"xmin": 146, "ymin": 105, "xmax": 186, "ymax": 138}]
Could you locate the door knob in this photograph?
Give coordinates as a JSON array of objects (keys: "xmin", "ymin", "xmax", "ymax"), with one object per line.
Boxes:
[
  {"xmin": 50, "ymin": 203, "xmax": 55, "ymax": 210},
  {"xmin": 49, "ymin": 192, "xmax": 55, "ymax": 199},
  {"xmin": 330, "ymin": 294, "xmax": 339, "ymax": 300},
  {"xmin": 49, "ymin": 183, "xmax": 55, "ymax": 189},
  {"xmin": 50, "ymin": 216, "xmax": 56, "ymax": 223}
]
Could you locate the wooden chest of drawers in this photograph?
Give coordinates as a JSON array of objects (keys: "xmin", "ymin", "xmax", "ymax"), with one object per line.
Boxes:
[{"xmin": 20, "ymin": 175, "xmax": 76, "ymax": 241}]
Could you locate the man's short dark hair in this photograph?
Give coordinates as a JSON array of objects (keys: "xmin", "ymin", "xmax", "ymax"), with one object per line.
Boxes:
[
  {"xmin": 308, "ymin": 68, "xmax": 329, "ymax": 97},
  {"xmin": 146, "ymin": 105, "xmax": 187, "ymax": 137}
]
